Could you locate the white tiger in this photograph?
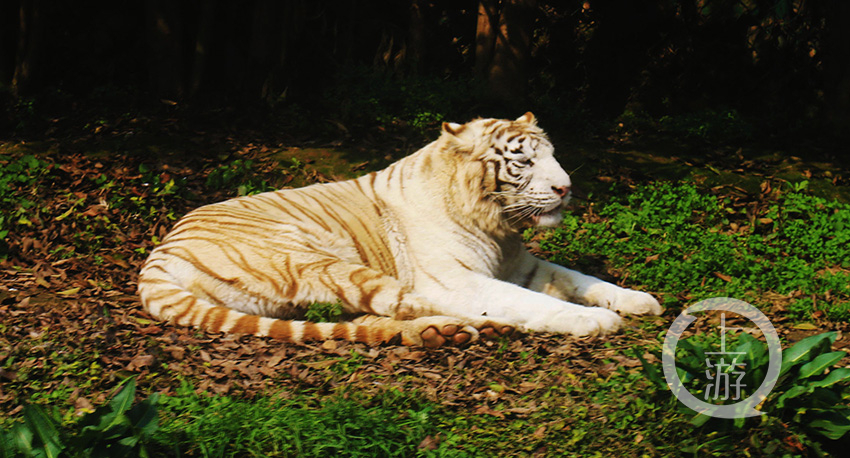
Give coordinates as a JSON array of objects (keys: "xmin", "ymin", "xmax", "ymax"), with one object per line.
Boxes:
[{"xmin": 137, "ymin": 113, "xmax": 662, "ymax": 348}]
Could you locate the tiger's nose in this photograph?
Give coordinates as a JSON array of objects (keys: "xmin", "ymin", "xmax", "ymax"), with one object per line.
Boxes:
[{"xmin": 552, "ymin": 185, "xmax": 570, "ymax": 197}]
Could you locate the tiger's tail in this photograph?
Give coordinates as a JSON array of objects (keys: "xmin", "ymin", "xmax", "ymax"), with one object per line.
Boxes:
[{"xmin": 137, "ymin": 268, "xmax": 413, "ymax": 346}]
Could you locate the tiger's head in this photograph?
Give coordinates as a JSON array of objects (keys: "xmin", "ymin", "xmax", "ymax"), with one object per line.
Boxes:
[{"xmin": 440, "ymin": 112, "xmax": 571, "ymax": 231}]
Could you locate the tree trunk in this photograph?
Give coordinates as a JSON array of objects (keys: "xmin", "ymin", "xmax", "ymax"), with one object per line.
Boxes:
[
  {"xmin": 475, "ymin": 0, "xmax": 498, "ymax": 80},
  {"xmin": 823, "ymin": 0, "xmax": 850, "ymax": 138},
  {"xmin": 188, "ymin": 0, "xmax": 216, "ymax": 98},
  {"xmin": 249, "ymin": 0, "xmax": 301, "ymax": 104},
  {"xmin": 249, "ymin": 0, "xmax": 277, "ymax": 101},
  {"xmin": 408, "ymin": 0, "xmax": 426, "ymax": 75},
  {"xmin": 0, "ymin": 0, "xmax": 19, "ymax": 89},
  {"xmin": 11, "ymin": 0, "xmax": 45, "ymax": 97},
  {"xmin": 145, "ymin": 0, "xmax": 185, "ymax": 100},
  {"xmin": 475, "ymin": 0, "xmax": 535, "ymax": 105}
]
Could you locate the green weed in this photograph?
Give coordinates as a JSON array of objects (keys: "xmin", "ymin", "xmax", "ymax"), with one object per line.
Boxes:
[
  {"xmin": 541, "ymin": 181, "xmax": 850, "ymax": 320},
  {"xmin": 305, "ymin": 301, "xmax": 345, "ymax": 323},
  {"xmin": 156, "ymin": 388, "xmax": 441, "ymax": 458},
  {"xmin": 1, "ymin": 378, "xmax": 159, "ymax": 458},
  {"xmin": 617, "ymin": 108, "xmax": 755, "ymax": 143},
  {"xmin": 205, "ymin": 159, "xmax": 273, "ymax": 197},
  {"xmin": 640, "ymin": 331, "xmax": 850, "ymax": 455},
  {"xmin": 0, "ymin": 154, "xmax": 50, "ymax": 257},
  {"xmin": 325, "ymin": 66, "xmax": 477, "ymax": 133}
]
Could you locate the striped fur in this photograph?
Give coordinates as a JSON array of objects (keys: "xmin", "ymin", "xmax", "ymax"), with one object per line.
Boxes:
[{"xmin": 138, "ymin": 113, "xmax": 663, "ymax": 348}]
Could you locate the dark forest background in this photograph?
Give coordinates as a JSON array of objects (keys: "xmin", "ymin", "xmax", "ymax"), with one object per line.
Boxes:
[{"xmin": 1, "ymin": 0, "xmax": 849, "ymax": 145}]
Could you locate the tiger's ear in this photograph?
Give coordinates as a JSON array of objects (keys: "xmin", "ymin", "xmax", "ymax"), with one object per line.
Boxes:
[
  {"xmin": 516, "ymin": 112, "xmax": 537, "ymax": 125},
  {"xmin": 442, "ymin": 121, "xmax": 465, "ymax": 136}
]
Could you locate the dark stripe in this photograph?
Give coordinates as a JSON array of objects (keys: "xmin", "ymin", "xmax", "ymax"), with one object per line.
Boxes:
[
  {"xmin": 313, "ymin": 193, "xmax": 374, "ymax": 266},
  {"xmin": 355, "ymin": 325, "xmax": 370, "ymax": 343},
  {"xmin": 332, "ymin": 323, "xmax": 350, "ymax": 339},
  {"xmin": 374, "ymin": 327, "xmax": 388, "ymax": 344},
  {"xmin": 269, "ymin": 320, "xmax": 293, "ymax": 340},
  {"xmin": 231, "ymin": 315, "xmax": 260, "ymax": 335},
  {"xmin": 420, "ymin": 266, "xmax": 449, "ymax": 290},
  {"xmin": 521, "ymin": 264, "xmax": 539, "ymax": 289},
  {"xmin": 492, "ymin": 160, "xmax": 508, "ymax": 191},
  {"xmin": 284, "ymin": 198, "xmax": 333, "ymax": 233},
  {"xmin": 302, "ymin": 322, "xmax": 323, "ymax": 341},
  {"xmin": 203, "ymin": 307, "xmax": 230, "ymax": 332},
  {"xmin": 277, "ymin": 256, "xmax": 298, "ymax": 299},
  {"xmin": 318, "ymin": 267, "xmax": 355, "ymax": 307},
  {"xmin": 349, "ymin": 268, "xmax": 380, "ymax": 313},
  {"xmin": 170, "ymin": 296, "xmax": 198, "ymax": 322},
  {"xmin": 505, "ymin": 164, "xmax": 522, "ymax": 179}
]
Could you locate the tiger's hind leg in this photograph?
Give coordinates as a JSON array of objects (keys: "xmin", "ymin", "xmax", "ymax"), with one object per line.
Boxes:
[
  {"xmin": 288, "ymin": 254, "xmax": 519, "ymax": 346},
  {"xmin": 139, "ymin": 259, "xmax": 480, "ymax": 347},
  {"xmin": 290, "ymin": 254, "xmax": 519, "ymax": 343},
  {"xmin": 141, "ymin": 247, "xmax": 504, "ymax": 347}
]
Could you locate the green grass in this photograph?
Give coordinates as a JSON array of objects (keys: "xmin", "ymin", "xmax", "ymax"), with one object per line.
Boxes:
[
  {"xmin": 154, "ymin": 387, "xmax": 446, "ymax": 458},
  {"xmin": 9, "ymin": 341, "xmax": 847, "ymax": 458},
  {"xmin": 4, "ymin": 369, "xmax": 678, "ymax": 457},
  {"xmin": 540, "ymin": 180, "xmax": 850, "ymax": 321}
]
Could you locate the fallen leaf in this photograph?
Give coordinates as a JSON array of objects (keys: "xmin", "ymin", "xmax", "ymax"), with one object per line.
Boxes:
[
  {"xmin": 0, "ymin": 368, "xmax": 18, "ymax": 381},
  {"xmin": 80, "ymin": 204, "xmax": 107, "ymax": 217},
  {"xmin": 137, "ymin": 325, "xmax": 162, "ymax": 334},
  {"xmin": 401, "ymin": 351, "xmax": 426, "ymax": 361},
  {"xmin": 102, "ymin": 255, "xmax": 130, "ymax": 268},
  {"xmin": 57, "ymin": 287, "xmax": 81, "ymax": 296},
  {"xmin": 302, "ymin": 360, "xmax": 337, "ymax": 369},
  {"xmin": 532, "ymin": 426, "xmax": 546, "ymax": 440},
  {"xmin": 164, "ymin": 346, "xmax": 186, "ymax": 360},
  {"xmin": 713, "ymin": 272, "xmax": 732, "ymax": 282},
  {"xmin": 126, "ymin": 354, "xmax": 155, "ymax": 370},
  {"xmin": 473, "ymin": 405, "xmax": 505, "ymax": 418},
  {"xmin": 74, "ymin": 397, "xmax": 94, "ymax": 414},
  {"xmin": 792, "ymin": 323, "xmax": 817, "ymax": 330},
  {"xmin": 518, "ymin": 381, "xmax": 542, "ymax": 393},
  {"xmin": 418, "ymin": 435, "xmax": 441, "ymax": 451},
  {"xmin": 266, "ymin": 350, "xmax": 287, "ymax": 367}
]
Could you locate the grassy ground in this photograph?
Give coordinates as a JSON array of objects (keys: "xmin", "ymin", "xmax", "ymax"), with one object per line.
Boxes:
[{"xmin": 1, "ymin": 110, "xmax": 849, "ymax": 457}]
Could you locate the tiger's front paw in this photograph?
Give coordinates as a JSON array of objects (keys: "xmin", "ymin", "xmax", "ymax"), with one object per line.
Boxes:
[
  {"xmin": 566, "ymin": 308, "xmax": 622, "ymax": 336},
  {"xmin": 526, "ymin": 307, "xmax": 622, "ymax": 337},
  {"xmin": 608, "ymin": 289, "xmax": 663, "ymax": 316}
]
